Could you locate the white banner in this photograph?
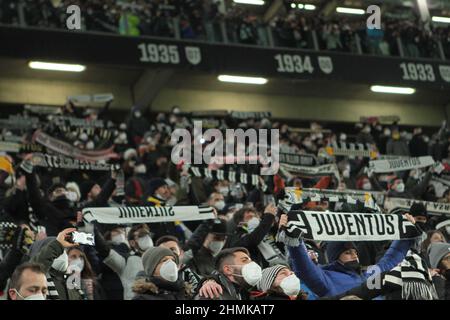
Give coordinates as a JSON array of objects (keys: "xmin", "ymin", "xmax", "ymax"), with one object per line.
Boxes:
[{"xmin": 369, "ymin": 156, "xmax": 435, "ymax": 173}]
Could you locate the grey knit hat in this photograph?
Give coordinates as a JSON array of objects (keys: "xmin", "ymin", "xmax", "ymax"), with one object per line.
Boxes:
[
  {"xmin": 142, "ymin": 246, "xmax": 176, "ymax": 277},
  {"xmin": 428, "ymin": 242, "xmax": 450, "ymax": 269},
  {"xmin": 257, "ymin": 264, "xmax": 289, "ymax": 292}
]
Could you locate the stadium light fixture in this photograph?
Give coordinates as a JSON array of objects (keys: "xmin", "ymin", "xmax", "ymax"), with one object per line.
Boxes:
[
  {"xmin": 218, "ymin": 75, "xmax": 268, "ymax": 85},
  {"xmin": 304, "ymin": 4, "xmax": 316, "ymax": 10},
  {"xmin": 432, "ymin": 16, "xmax": 450, "ymax": 23},
  {"xmin": 336, "ymin": 7, "xmax": 365, "ymax": 15},
  {"xmin": 29, "ymin": 61, "xmax": 86, "ymax": 72},
  {"xmin": 370, "ymin": 85, "xmax": 415, "ymax": 95},
  {"xmin": 233, "ymin": 0, "xmax": 265, "ymax": 5}
]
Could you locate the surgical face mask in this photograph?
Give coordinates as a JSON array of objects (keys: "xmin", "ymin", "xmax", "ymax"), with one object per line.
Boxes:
[
  {"xmin": 111, "ymin": 233, "xmax": 126, "ymax": 245},
  {"xmin": 279, "ymin": 274, "xmax": 301, "ymax": 296},
  {"xmin": 66, "ymin": 191, "xmax": 78, "ymax": 202},
  {"xmin": 86, "ymin": 141, "xmax": 94, "ymax": 150},
  {"xmin": 384, "ymin": 129, "xmax": 391, "ymax": 136},
  {"xmin": 69, "ymin": 258, "xmax": 84, "ymax": 273},
  {"xmin": 214, "ymin": 200, "xmax": 225, "ymax": 211},
  {"xmin": 166, "ymin": 196, "xmax": 177, "ymax": 206},
  {"xmin": 219, "ymin": 187, "xmax": 229, "ymax": 196},
  {"xmin": 15, "ymin": 290, "xmax": 46, "ymax": 300},
  {"xmin": 134, "ymin": 111, "xmax": 141, "ymax": 118},
  {"xmin": 446, "ymin": 225, "xmax": 450, "ymax": 235},
  {"xmin": 52, "ymin": 251, "xmax": 69, "ymax": 272},
  {"xmin": 395, "ymin": 182, "xmax": 405, "ymax": 193},
  {"xmin": 339, "ymin": 133, "xmax": 347, "ymax": 141},
  {"xmin": 423, "ymin": 136, "xmax": 430, "ymax": 143},
  {"xmin": 362, "ymin": 181, "xmax": 372, "ymax": 191},
  {"xmin": 208, "ymin": 241, "xmax": 225, "ymax": 257},
  {"xmin": 134, "ymin": 164, "xmax": 147, "ymax": 174},
  {"xmin": 232, "ymin": 262, "xmax": 262, "ymax": 286},
  {"xmin": 343, "ymin": 169, "xmax": 350, "ymax": 179},
  {"xmin": 159, "ymin": 259, "xmax": 178, "ymax": 282},
  {"xmin": 137, "ymin": 235, "xmax": 153, "ymax": 251},
  {"xmin": 247, "ymin": 217, "xmax": 260, "ymax": 232}
]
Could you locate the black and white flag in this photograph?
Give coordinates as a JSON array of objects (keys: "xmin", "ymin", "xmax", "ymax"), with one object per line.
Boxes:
[
  {"xmin": 369, "ymin": 156, "xmax": 435, "ymax": 173},
  {"xmin": 82, "ymin": 205, "xmax": 215, "ymax": 224},
  {"xmin": 279, "ymin": 163, "xmax": 339, "ymax": 177},
  {"xmin": 277, "ymin": 210, "xmax": 420, "ymax": 245},
  {"xmin": 30, "ymin": 153, "xmax": 117, "ymax": 171}
]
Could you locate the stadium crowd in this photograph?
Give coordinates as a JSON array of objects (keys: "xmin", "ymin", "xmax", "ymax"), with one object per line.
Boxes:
[
  {"xmin": 0, "ymin": 0, "xmax": 449, "ymax": 59},
  {"xmin": 0, "ymin": 100, "xmax": 449, "ymax": 301}
]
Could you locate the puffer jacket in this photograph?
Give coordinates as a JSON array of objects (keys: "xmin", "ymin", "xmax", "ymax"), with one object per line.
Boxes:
[{"xmin": 288, "ymin": 239, "xmax": 413, "ymax": 298}]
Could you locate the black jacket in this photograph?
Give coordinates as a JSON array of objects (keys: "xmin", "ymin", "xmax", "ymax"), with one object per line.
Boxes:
[
  {"xmin": 195, "ymin": 271, "xmax": 251, "ymax": 300},
  {"xmin": 132, "ymin": 277, "xmax": 190, "ymax": 300},
  {"xmin": 226, "ymin": 213, "xmax": 276, "ymax": 268},
  {"xmin": 25, "ymin": 171, "xmax": 76, "ymax": 236},
  {"xmin": 188, "ymin": 246, "xmax": 216, "ymax": 277}
]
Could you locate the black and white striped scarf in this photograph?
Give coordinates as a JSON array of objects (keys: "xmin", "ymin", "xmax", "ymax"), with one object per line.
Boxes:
[
  {"xmin": 383, "ymin": 251, "xmax": 439, "ymax": 300},
  {"xmin": 46, "ymin": 274, "xmax": 87, "ymax": 300}
]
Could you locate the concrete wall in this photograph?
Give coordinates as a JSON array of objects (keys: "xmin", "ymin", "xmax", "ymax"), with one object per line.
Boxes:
[
  {"xmin": 0, "ymin": 77, "xmax": 133, "ymax": 108},
  {"xmin": 152, "ymin": 88, "xmax": 445, "ymax": 126}
]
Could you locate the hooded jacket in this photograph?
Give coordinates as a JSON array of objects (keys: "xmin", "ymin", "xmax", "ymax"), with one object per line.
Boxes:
[{"xmin": 288, "ymin": 239, "xmax": 413, "ymax": 298}]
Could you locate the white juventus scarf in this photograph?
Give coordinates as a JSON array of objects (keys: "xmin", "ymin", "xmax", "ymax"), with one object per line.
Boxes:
[
  {"xmin": 33, "ymin": 130, "xmax": 118, "ymax": 161},
  {"xmin": 279, "ymin": 152, "xmax": 317, "ymax": 166},
  {"xmin": 280, "ymin": 163, "xmax": 340, "ymax": 178},
  {"xmin": 279, "ymin": 188, "xmax": 379, "ymax": 213},
  {"xmin": 299, "ymin": 188, "xmax": 385, "ymax": 204},
  {"xmin": 277, "ymin": 210, "xmax": 420, "ymax": 245},
  {"xmin": 0, "ymin": 142, "xmax": 44, "ymax": 153},
  {"xmin": 29, "ymin": 153, "xmax": 117, "ymax": 171},
  {"xmin": 384, "ymin": 197, "xmax": 450, "ymax": 217},
  {"xmin": 24, "ymin": 104, "xmax": 60, "ymax": 115},
  {"xmin": 325, "ymin": 142, "xmax": 379, "ymax": 159},
  {"xmin": 52, "ymin": 116, "xmax": 113, "ymax": 129},
  {"xmin": 369, "ymin": 156, "xmax": 435, "ymax": 173},
  {"xmin": 0, "ymin": 115, "xmax": 40, "ymax": 129},
  {"xmin": 82, "ymin": 205, "xmax": 215, "ymax": 224}
]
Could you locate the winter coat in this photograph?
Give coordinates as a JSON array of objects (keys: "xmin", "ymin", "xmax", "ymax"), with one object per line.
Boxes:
[
  {"xmin": 132, "ymin": 277, "xmax": 190, "ymax": 300},
  {"xmin": 25, "ymin": 171, "xmax": 76, "ymax": 236},
  {"xmin": 0, "ymin": 248, "xmax": 24, "ymax": 290},
  {"xmin": 2, "ymin": 189, "xmax": 30, "ymax": 225},
  {"xmin": 30, "ymin": 239, "xmax": 84, "ymax": 300},
  {"xmin": 194, "ymin": 271, "xmax": 250, "ymax": 300},
  {"xmin": 102, "ymin": 249, "xmax": 143, "ymax": 300},
  {"xmin": 433, "ymin": 274, "xmax": 450, "ymax": 300},
  {"xmin": 288, "ymin": 239, "xmax": 413, "ymax": 297}
]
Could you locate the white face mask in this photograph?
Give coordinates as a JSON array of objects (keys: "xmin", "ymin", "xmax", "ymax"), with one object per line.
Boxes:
[
  {"xmin": 238, "ymin": 262, "xmax": 262, "ymax": 286},
  {"xmin": 214, "ymin": 200, "xmax": 226, "ymax": 211},
  {"xmin": 395, "ymin": 182, "xmax": 405, "ymax": 193},
  {"xmin": 15, "ymin": 290, "xmax": 46, "ymax": 300},
  {"xmin": 445, "ymin": 225, "xmax": 450, "ymax": 235},
  {"xmin": 166, "ymin": 196, "xmax": 177, "ymax": 206},
  {"xmin": 111, "ymin": 233, "xmax": 126, "ymax": 245},
  {"xmin": 219, "ymin": 187, "xmax": 229, "ymax": 196},
  {"xmin": 137, "ymin": 235, "xmax": 153, "ymax": 251},
  {"xmin": 279, "ymin": 274, "xmax": 301, "ymax": 296},
  {"xmin": 343, "ymin": 169, "xmax": 350, "ymax": 179},
  {"xmin": 362, "ymin": 182, "xmax": 372, "ymax": 191},
  {"xmin": 159, "ymin": 259, "xmax": 178, "ymax": 282},
  {"xmin": 134, "ymin": 164, "xmax": 147, "ymax": 174},
  {"xmin": 66, "ymin": 191, "xmax": 78, "ymax": 202},
  {"xmin": 68, "ymin": 258, "xmax": 84, "ymax": 273},
  {"xmin": 247, "ymin": 217, "xmax": 260, "ymax": 232},
  {"xmin": 208, "ymin": 241, "xmax": 225, "ymax": 257},
  {"xmin": 52, "ymin": 251, "xmax": 69, "ymax": 272}
]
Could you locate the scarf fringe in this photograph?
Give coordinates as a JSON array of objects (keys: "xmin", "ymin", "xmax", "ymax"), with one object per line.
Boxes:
[{"xmin": 402, "ymin": 280, "xmax": 439, "ymax": 300}]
